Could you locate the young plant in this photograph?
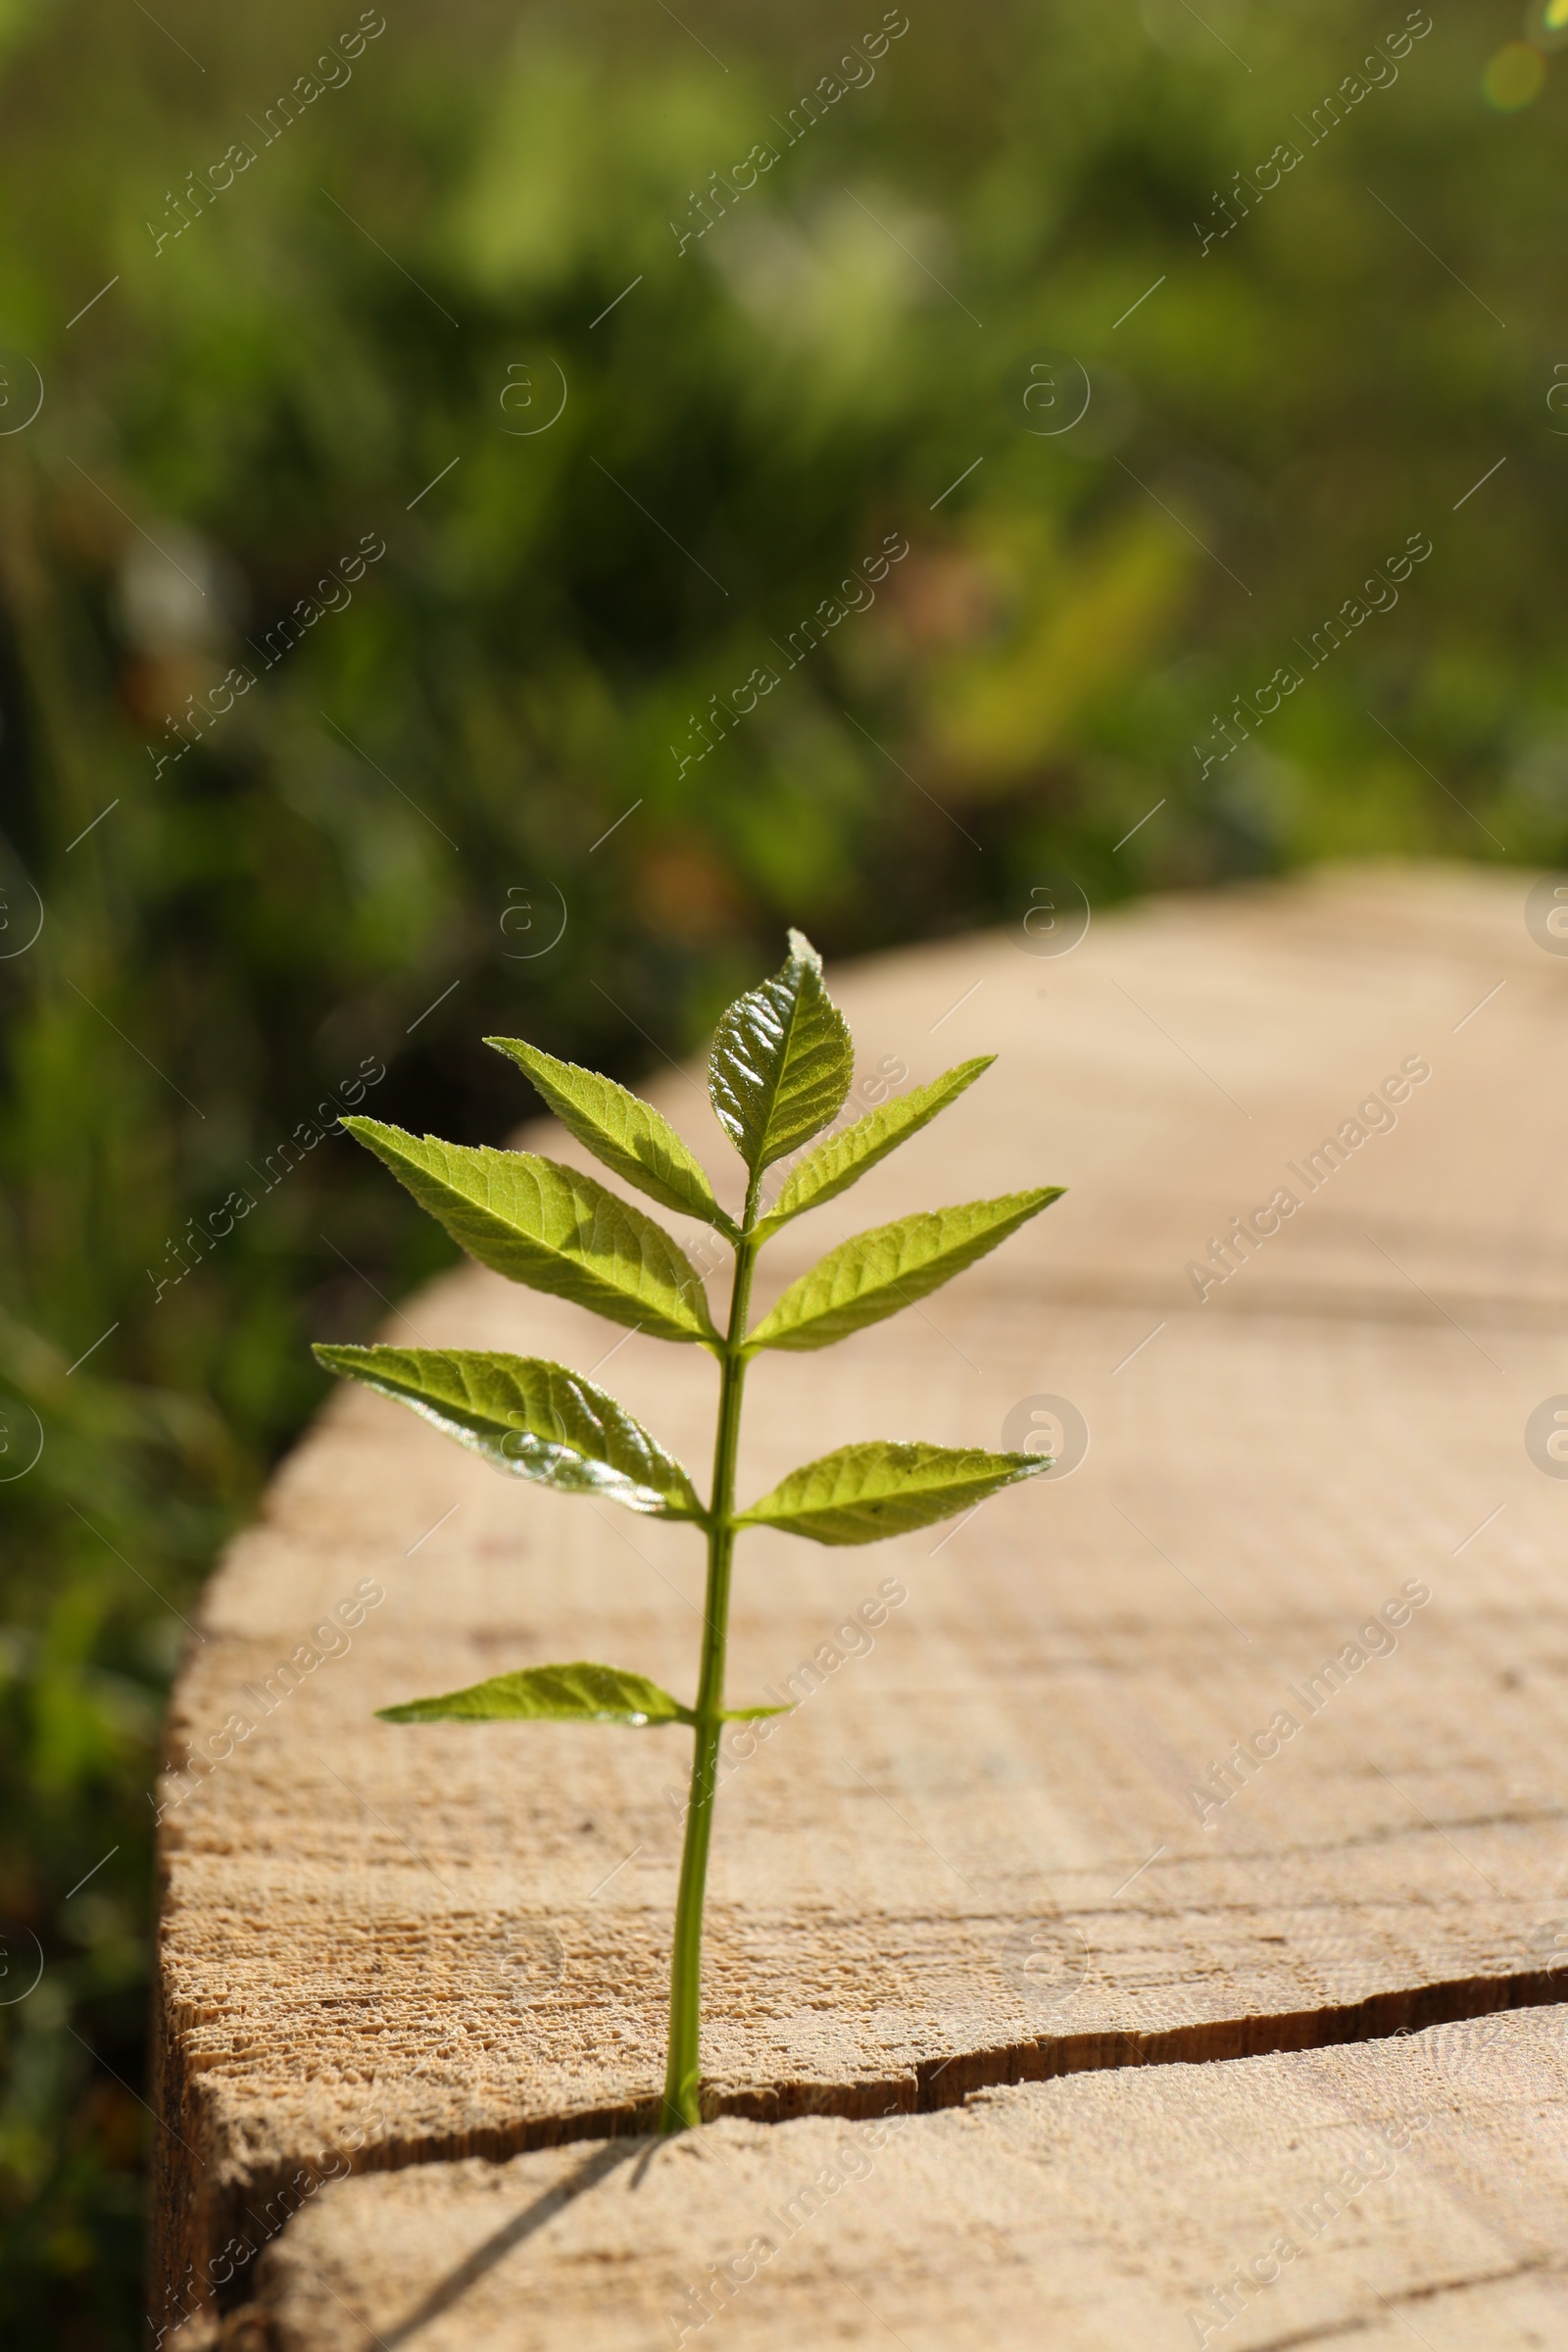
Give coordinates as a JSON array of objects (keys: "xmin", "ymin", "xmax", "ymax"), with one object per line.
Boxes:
[{"xmin": 314, "ymin": 933, "xmax": 1062, "ymax": 2132}]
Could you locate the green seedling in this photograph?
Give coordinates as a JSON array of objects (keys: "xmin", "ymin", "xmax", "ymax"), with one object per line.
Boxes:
[{"xmin": 315, "ymin": 932, "xmax": 1062, "ymax": 2131}]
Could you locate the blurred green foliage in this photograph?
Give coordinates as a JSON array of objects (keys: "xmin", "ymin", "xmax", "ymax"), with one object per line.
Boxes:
[{"xmin": 0, "ymin": 0, "xmax": 1560, "ymax": 2336}]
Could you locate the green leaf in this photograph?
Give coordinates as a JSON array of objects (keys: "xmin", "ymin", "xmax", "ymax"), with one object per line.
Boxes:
[
  {"xmin": 378, "ymin": 1661, "xmax": 696, "ymax": 1727},
  {"xmin": 709, "ymin": 930, "xmax": 853, "ymax": 1176},
  {"xmin": 341, "ymin": 1119, "xmax": 719, "ymax": 1347},
  {"xmin": 757, "ymin": 1056, "xmax": 995, "ymax": 1236},
  {"xmin": 746, "ymin": 1190, "xmax": 1064, "ymax": 1353},
  {"xmin": 312, "ymin": 1345, "xmax": 703, "ymax": 1519},
  {"xmin": 486, "ymin": 1038, "xmax": 735, "ymax": 1236},
  {"xmin": 722, "ymin": 1702, "xmax": 793, "ymax": 1720},
  {"xmin": 739, "ymin": 1440, "xmax": 1050, "ymax": 1545}
]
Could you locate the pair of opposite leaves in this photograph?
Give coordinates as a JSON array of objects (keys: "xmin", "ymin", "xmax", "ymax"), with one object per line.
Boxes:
[{"xmin": 316, "ymin": 932, "xmax": 1063, "ymax": 1727}]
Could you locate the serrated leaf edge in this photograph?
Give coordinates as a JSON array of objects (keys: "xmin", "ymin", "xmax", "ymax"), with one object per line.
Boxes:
[
  {"xmin": 312, "ymin": 1342, "xmax": 707, "ymax": 1520},
  {"xmin": 484, "ymin": 1036, "xmax": 739, "ymax": 1241},
  {"xmin": 743, "ymin": 1187, "xmax": 1066, "ymax": 1355},
  {"xmin": 735, "ymin": 1443, "xmax": 1054, "ymax": 1531},
  {"xmin": 756, "ymin": 1054, "xmax": 996, "ymax": 1237},
  {"xmin": 707, "ymin": 932, "xmax": 854, "ymax": 1176},
  {"xmin": 340, "ymin": 1116, "xmax": 722, "ymax": 1347}
]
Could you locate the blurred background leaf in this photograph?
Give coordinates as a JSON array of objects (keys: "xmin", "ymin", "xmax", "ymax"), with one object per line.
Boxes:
[{"xmin": 0, "ymin": 0, "xmax": 1559, "ymax": 2337}]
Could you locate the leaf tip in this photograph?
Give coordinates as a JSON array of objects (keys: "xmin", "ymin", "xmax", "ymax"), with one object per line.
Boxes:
[
  {"xmin": 786, "ymin": 927, "xmax": 822, "ymax": 973},
  {"xmin": 340, "ymin": 1112, "xmax": 400, "ymax": 1156}
]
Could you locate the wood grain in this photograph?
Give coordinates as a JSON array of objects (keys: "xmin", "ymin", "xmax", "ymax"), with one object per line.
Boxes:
[
  {"xmin": 152, "ymin": 867, "xmax": 1568, "ymax": 2338},
  {"xmin": 242, "ymin": 2005, "xmax": 1568, "ymax": 2351}
]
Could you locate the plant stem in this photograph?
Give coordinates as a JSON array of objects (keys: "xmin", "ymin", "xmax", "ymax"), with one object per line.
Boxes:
[{"xmin": 661, "ymin": 1174, "xmax": 761, "ymax": 2132}]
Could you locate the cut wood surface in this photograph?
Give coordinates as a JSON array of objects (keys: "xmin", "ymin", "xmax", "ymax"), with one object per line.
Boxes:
[
  {"xmin": 153, "ymin": 866, "xmax": 1568, "ymax": 2337},
  {"xmin": 241, "ymin": 2004, "xmax": 1568, "ymax": 2351}
]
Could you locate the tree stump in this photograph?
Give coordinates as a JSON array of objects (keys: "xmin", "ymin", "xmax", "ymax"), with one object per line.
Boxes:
[{"xmin": 153, "ymin": 866, "xmax": 1568, "ymax": 2349}]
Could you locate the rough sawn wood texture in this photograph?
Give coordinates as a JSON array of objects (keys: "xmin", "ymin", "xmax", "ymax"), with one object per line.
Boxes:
[
  {"xmin": 152, "ymin": 867, "xmax": 1568, "ymax": 2341},
  {"xmin": 249, "ymin": 2007, "xmax": 1568, "ymax": 2350}
]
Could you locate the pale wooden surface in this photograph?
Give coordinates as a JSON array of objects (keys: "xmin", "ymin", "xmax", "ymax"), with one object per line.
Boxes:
[
  {"xmin": 153, "ymin": 865, "xmax": 1568, "ymax": 2332},
  {"xmin": 246, "ymin": 2005, "xmax": 1568, "ymax": 2350}
]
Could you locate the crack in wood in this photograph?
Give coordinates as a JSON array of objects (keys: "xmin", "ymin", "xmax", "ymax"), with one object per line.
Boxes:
[{"xmin": 188, "ymin": 1962, "xmax": 1568, "ymax": 2326}]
